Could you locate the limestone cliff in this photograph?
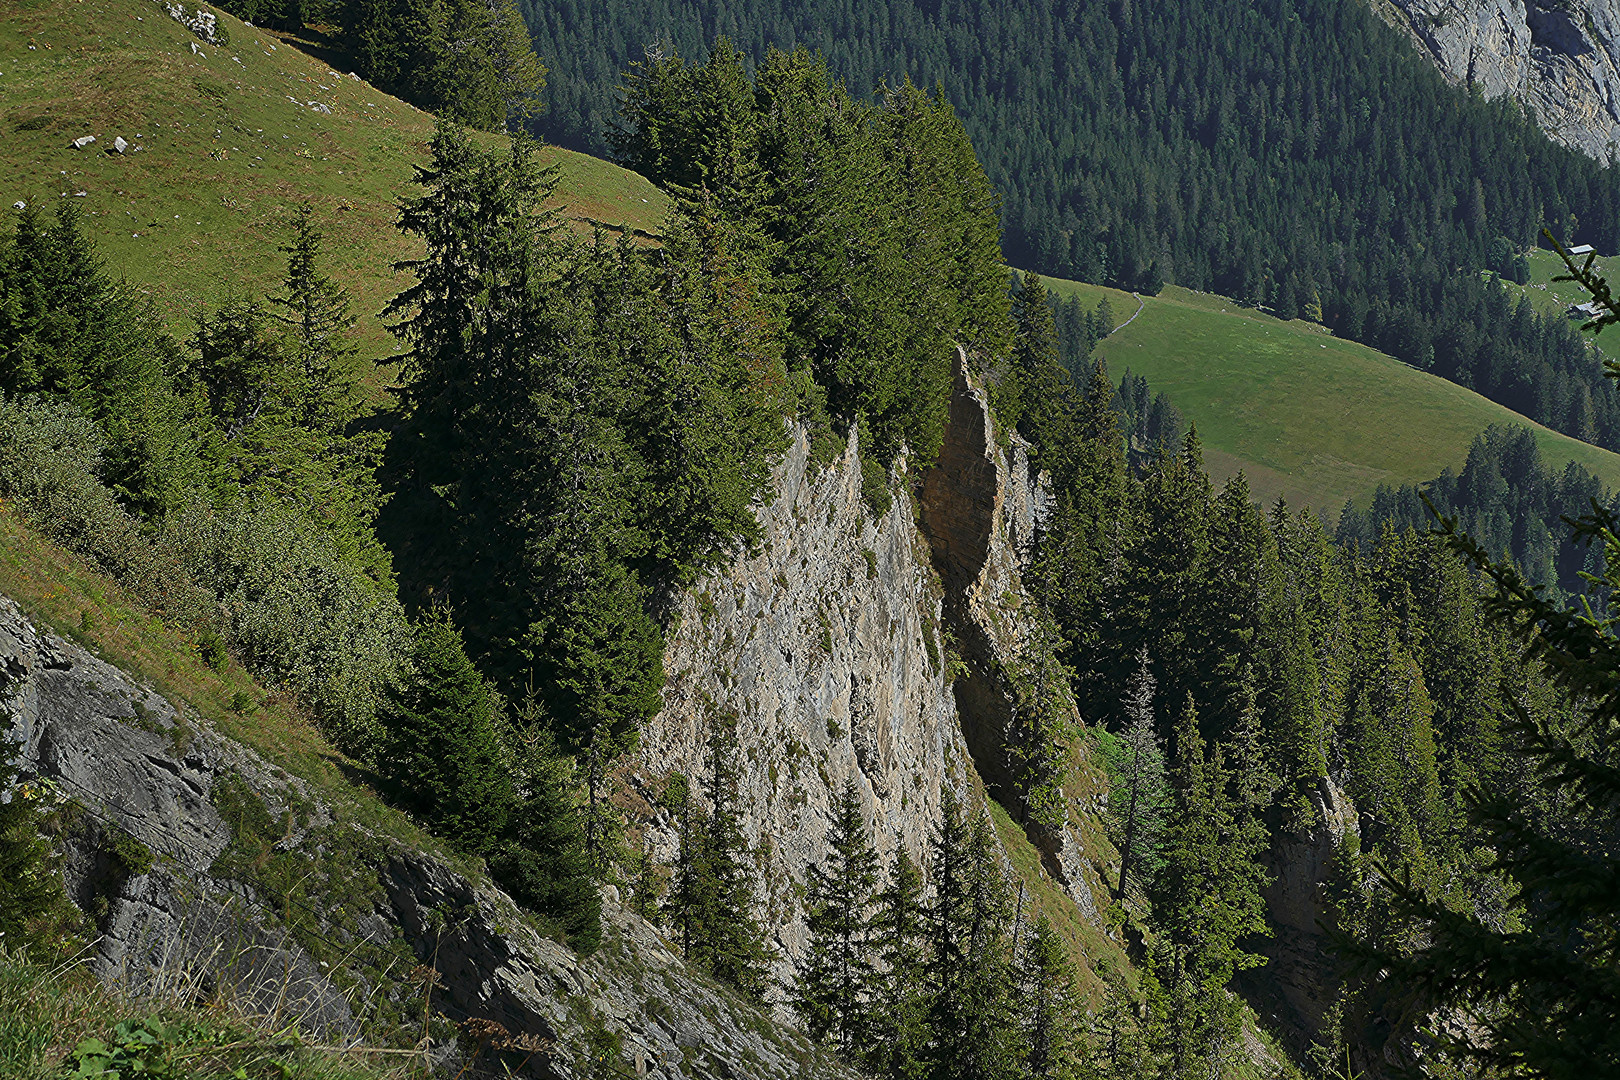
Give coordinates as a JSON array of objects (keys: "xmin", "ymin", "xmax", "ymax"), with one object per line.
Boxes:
[
  {"xmin": 1372, "ymin": 0, "xmax": 1620, "ymax": 161},
  {"xmin": 634, "ymin": 347, "xmax": 1113, "ymax": 989}
]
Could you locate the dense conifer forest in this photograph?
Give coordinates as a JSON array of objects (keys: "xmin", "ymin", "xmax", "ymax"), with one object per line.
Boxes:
[
  {"xmin": 2, "ymin": 8, "xmax": 1617, "ymax": 1078},
  {"xmin": 522, "ymin": 0, "xmax": 1620, "ymax": 458}
]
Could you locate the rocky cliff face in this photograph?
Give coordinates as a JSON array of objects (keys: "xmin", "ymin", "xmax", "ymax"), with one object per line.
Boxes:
[
  {"xmin": 1373, "ymin": 0, "xmax": 1620, "ymax": 161},
  {"xmin": 1240, "ymin": 777, "xmax": 1361, "ymax": 1056},
  {"xmin": 634, "ymin": 348, "xmax": 1111, "ymax": 989}
]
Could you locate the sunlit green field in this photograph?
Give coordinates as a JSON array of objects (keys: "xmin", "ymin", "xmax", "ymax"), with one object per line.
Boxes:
[
  {"xmin": 0, "ymin": 0, "xmax": 668, "ymax": 358},
  {"xmin": 1041, "ymin": 276, "xmax": 1620, "ymax": 515}
]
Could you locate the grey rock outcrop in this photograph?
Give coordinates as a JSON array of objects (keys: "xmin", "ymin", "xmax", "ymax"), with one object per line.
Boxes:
[
  {"xmin": 636, "ymin": 348, "xmax": 1112, "ymax": 997},
  {"xmin": 1373, "ymin": 0, "xmax": 1620, "ymax": 161},
  {"xmin": 0, "ymin": 597, "xmax": 853, "ymax": 1078},
  {"xmin": 1240, "ymin": 776, "xmax": 1361, "ymax": 1055}
]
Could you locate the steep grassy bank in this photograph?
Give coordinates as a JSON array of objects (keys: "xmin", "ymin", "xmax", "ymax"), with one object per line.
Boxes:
[{"xmin": 0, "ymin": 0, "xmax": 667, "ymax": 357}]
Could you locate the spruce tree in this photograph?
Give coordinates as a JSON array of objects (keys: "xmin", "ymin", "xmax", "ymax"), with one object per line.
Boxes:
[
  {"xmin": 926, "ymin": 795, "xmax": 1017, "ymax": 1080},
  {"xmin": 488, "ymin": 726, "xmax": 603, "ymax": 954},
  {"xmin": 866, "ymin": 847, "xmax": 931, "ymax": 1080},
  {"xmin": 794, "ymin": 777, "xmax": 879, "ymax": 1054},
  {"xmin": 1110, "ymin": 649, "xmax": 1166, "ymax": 900},
  {"xmin": 664, "ymin": 713, "xmax": 775, "ymax": 999},
  {"xmin": 1014, "ymin": 916, "xmax": 1085, "ymax": 1080},
  {"xmin": 269, "ymin": 203, "xmax": 361, "ymax": 436},
  {"xmin": 379, "ymin": 609, "xmax": 511, "ymax": 854},
  {"xmin": 1151, "ymin": 695, "xmax": 1268, "ymax": 1078}
]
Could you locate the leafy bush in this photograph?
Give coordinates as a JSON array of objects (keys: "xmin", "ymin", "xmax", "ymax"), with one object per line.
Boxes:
[
  {"xmin": 0, "ymin": 396, "xmax": 407, "ymax": 759},
  {"xmin": 163, "ymin": 501, "xmax": 408, "ymax": 757}
]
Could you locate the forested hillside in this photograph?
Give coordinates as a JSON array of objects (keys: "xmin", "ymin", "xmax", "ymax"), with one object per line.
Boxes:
[
  {"xmin": 523, "ymin": 0, "xmax": 1620, "ymax": 459},
  {"xmin": 3, "ymin": 2, "xmax": 1617, "ymax": 1077}
]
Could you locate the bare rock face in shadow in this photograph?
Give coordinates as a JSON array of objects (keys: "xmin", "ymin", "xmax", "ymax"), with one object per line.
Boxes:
[{"xmin": 1377, "ymin": 0, "xmax": 1620, "ymax": 162}]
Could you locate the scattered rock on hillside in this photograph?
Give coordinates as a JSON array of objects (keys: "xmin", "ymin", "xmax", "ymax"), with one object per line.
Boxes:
[{"xmin": 163, "ymin": 0, "xmax": 224, "ymax": 45}]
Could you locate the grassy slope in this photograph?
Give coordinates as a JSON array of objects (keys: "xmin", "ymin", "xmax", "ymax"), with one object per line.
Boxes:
[
  {"xmin": 1041, "ymin": 275, "xmax": 1620, "ymax": 514},
  {"xmin": 0, "ymin": 0, "xmax": 667, "ymax": 357},
  {"xmin": 1504, "ymin": 247, "xmax": 1620, "ymax": 324}
]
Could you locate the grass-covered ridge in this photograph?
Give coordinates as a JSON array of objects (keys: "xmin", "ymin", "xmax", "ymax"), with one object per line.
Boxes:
[
  {"xmin": 1041, "ymin": 275, "xmax": 1620, "ymax": 513},
  {"xmin": 0, "ymin": 0, "xmax": 667, "ymax": 356}
]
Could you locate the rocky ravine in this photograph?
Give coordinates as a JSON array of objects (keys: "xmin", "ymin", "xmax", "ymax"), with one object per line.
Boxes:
[
  {"xmin": 0, "ymin": 347, "xmax": 1118, "ymax": 1075},
  {"xmin": 1372, "ymin": 0, "xmax": 1620, "ymax": 161}
]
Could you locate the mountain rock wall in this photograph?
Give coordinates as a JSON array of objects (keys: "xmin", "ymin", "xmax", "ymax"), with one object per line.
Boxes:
[
  {"xmin": 634, "ymin": 348, "xmax": 1110, "ymax": 990},
  {"xmin": 1373, "ymin": 0, "xmax": 1620, "ymax": 161},
  {"xmin": 1, "ymin": 346, "xmax": 1117, "ymax": 1074}
]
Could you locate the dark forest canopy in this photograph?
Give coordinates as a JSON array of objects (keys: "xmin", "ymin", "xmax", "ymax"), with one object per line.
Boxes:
[
  {"xmin": 523, "ymin": 0, "xmax": 1620, "ymax": 456},
  {"xmin": 1338, "ymin": 424, "xmax": 1613, "ymax": 603}
]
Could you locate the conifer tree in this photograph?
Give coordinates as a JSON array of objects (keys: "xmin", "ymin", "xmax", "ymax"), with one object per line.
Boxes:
[
  {"xmin": 1089, "ymin": 974, "xmax": 1163, "ymax": 1080},
  {"xmin": 264, "ymin": 203, "xmax": 387, "ymax": 565},
  {"xmin": 866, "ymin": 847, "xmax": 932, "ymax": 1080},
  {"xmin": 665, "ymin": 713, "xmax": 775, "ymax": 999},
  {"xmin": 380, "ymin": 609, "xmax": 511, "ymax": 854},
  {"xmin": 1110, "ymin": 649, "xmax": 1166, "ymax": 900},
  {"xmin": 1151, "ymin": 695, "xmax": 1268, "ymax": 1077},
  {"xmin": 488, "ymin": 726, "xmax": 603, "ymax": 954},
  {"xmin": 926, "ymin": 796, "xmax": 1017, "ymax": 1080},
  {"xmin": 794, "ymin": 777, "xmax": 879, "ymax": 1054},
  {"xmin": 269, "ymin": 203, "xmax": 361, "ymax": 436},
  {"xmin": 1013, "ymin": 916, "xmax": 1085, "ymax": 1080}
]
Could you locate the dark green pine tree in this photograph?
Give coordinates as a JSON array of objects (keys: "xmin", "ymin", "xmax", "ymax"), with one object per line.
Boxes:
[
  {"xmin": 1110, "ymin": 648, "xmax": 1167, "ymax": 901},
  {"xmin": 665, "ymin": 713, "xmax": 776, "ymax": 999},
  {"xmin": 926, "ymin": 790, "xmax": 1017, "ymax": 1080},
  {"xmin": 268, "ymin": 203, "xmax": 362, "ymax": 435},
  {"xmin": 865, "ymin": 847, "xmax": 932, "ymax": 1080},
  {"xmin": 1345, "ymin": 499, "xmax": 1620, "ymax": 1077},
  {"xmin": 265, "ymin": 202, "xmax": 388, "ymax": 569},
  {"xmin": 793, "ymin": 776, "xmax": 879, "ymax": 1054},
  {"xmin": 379, "ymin": 609, "xmax": 511, "ymax": 855},
  {"xmin": 487, "ymin": 727, "xmax": 603, "ymax": 954},
  {"xmin": 383, "ymin": 121, "xmax": 568, "ymax": 673},
  {"xmin": 1013, "ymin": 915, "xmax": 1085, "ymax": 1080},
  {"xmin": 1000, "ymin": 271, "xmax": 1066, "ymax": 449},
  {"xmin": 1151, "ymin": 695, "xmax": 1269, "ymax": 1077}
]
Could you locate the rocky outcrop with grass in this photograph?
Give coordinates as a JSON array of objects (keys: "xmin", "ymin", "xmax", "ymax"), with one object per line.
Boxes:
[
  {"xmin": 0, "ymin": 347, "xmax": 1128, "ymax": 1076},
  {"xmin": 1373, "ymin": 0, "xmax": 1620, "ymax": 161},
  {"xmin": 0, "ymin": 596, "xmax": 855, "ymax": 1078}
]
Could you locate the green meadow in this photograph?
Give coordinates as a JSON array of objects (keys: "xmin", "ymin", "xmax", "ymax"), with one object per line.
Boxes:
[
  {"xmin": 1041, "ymin": 275, "xmax": 1620, "ymax": 515},
  {"xmin": 0, "ymin": 0, "xmax": 668, "ymax": 358}
]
